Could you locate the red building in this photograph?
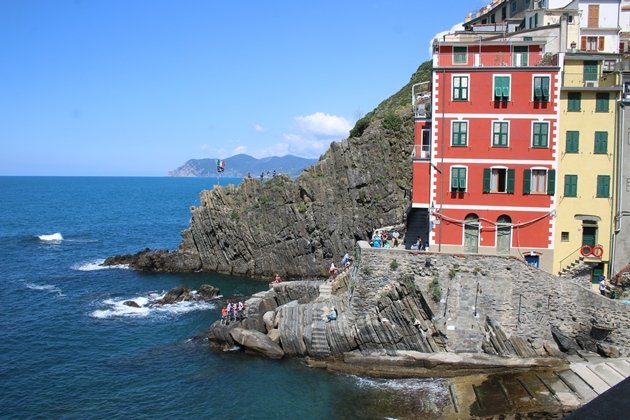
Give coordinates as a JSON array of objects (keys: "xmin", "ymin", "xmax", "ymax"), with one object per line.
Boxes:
[{"xmin": 410, "ymin": 38, "xmax": 561, "ymax": 272}]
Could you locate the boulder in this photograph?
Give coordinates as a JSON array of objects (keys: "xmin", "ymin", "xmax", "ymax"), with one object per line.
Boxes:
[
  {"xmin": 155, "ymin": 286, "xmax": 191, "ymax": 305},
  {"xmin": 551, "ymin": 327, "xmax": 580, "ymax": 354},
  {"xmin": 263, "ymin": 311, "xmax": 276, "ymax": 332},
  {"xmin": 123, "ymin": 300, "xmax": 141, "ymax": 308},
  {"xmin": 267, "ymin": 328, "xmax": 281, "ymax": 343},
  {"xmin": 230, "ymin": 327, "xmax": 284, "ymax": 359},
  {"xmin": 597, "ymin": 342, "xmax": 621, "ymax": 358},
  {"xmin": 196, "ymin": 284, "xmax": 220, "ymax": 300}
]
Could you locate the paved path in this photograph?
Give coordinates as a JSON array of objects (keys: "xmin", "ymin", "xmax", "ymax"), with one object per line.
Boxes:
[{"xmin": 444, "ymin": 353, "xmax": 630, "ymax": 418}]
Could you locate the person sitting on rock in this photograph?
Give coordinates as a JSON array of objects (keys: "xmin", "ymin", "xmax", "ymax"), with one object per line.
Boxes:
[
  {"xmin": 272, "ymin": 273, "xmax": 282, "ymax": 284},
  {"xmin": 326, "ymin": 307, "xmax": 337, "ymax": 322}
]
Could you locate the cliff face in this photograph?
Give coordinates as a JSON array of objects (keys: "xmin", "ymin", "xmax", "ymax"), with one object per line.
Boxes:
[{"xmin": 109, "ymin": 61, "xmax": 433, "ymax": 278}]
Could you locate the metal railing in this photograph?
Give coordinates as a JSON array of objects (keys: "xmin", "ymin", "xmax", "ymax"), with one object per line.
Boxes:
[{"xmin": 411, "ymin": 144, "xmax": 431, "ymax": 160}]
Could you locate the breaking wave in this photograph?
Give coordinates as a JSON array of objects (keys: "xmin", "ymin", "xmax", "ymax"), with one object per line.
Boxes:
[
  {"xmin": 90, "ymin": 291, "xmax": 215, "ymax": 319},
  {"xmin": 72, "ymin": 259, "xmax": 129, "ymax": 271},
  {"xmin": 24, "ymin": 282, "xmax": 65, "ymax": 297},
  {"xmin": 38, "ymin": 232, "xmax": 63, "ymax": 241}
]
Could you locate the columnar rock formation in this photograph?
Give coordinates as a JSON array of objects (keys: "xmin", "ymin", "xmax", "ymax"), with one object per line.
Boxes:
[
  {"xmin": 206, "ymin": 243, "xmax": 630, "ymax": 376},
  {"xmin": 104, "ymin": 62, "xmax": 433, "ymax": 278}
]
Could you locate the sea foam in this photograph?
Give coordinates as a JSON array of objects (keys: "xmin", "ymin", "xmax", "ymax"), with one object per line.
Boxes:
[
  {"xmin": 90, "ymin": 291, "xmax": 215, "ymax": 319},
  {"xmin": 24, "ymin": 282, "xmax": 65, "ymax": 297},
  {"xmin": 38, "ymin": 232, "xmax": 64, "ymax": 241},
  {"xmin": 73, "ymin": 259, "xmax": 129, "ymax": 271}
]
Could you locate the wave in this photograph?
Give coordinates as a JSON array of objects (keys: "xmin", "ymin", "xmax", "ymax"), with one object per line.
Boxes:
[
  {"xmin": 72, "ymin": 259, "xmax": 129, "ymax": 271},
  {"xmin": 90, "ymin": 291, "xmax": 215, "ymax": 319},
  {"xmin": 38, "ymin": 232, "xmax": 63, "ymax": 241},
  {"xmin": 24, "ymin": 282, "xmax": 65, "ymax": 297},
  {"xmin": 351, "ymin": 376, "xmax": 448, "ymax": 393}
]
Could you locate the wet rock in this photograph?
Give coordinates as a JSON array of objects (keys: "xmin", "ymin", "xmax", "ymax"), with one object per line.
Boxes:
[
  {"xmin": 123, "ymin": 300, "xmax": 141, "ymax": 308},
  {"xmin": 551, "ymin": 327, "xmax": 581, "ymax": 354}
]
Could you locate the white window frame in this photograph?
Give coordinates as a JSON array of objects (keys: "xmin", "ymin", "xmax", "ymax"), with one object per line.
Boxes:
[
  {"xmin": 451, "ymin": 74, "xmax": 470, "ymax": 101},
  {"xmin": 453, "ymin": 46, "xmax": 468, "ymax": 65},
  {"xmin": 451, "ymin": 119, "xmax": 469, "ymax": 147},
  {"xmin": 530, "ymin": 167, "xmax": 548, "ymax": 194},
  {"xmin": 492, "ymin": 74, "xmax": 511, "ymax": 101},
  {"xmin": 531, "ymin": 120, "xmax": 550, "ymax": 148},
  {"xmin": 490, "ymin": 166, "xmax": 509, "ymax": 193},
  {"xmin": 491, "ymin": 120, "xmax": 510, "ymax": 147},
  {"xmin": 531, "ymin": 74, "xmax": 551, "ymax": 102},
  {"xmin": 450, "ymin": 165, "xmax": 468, "ymax": 192}
]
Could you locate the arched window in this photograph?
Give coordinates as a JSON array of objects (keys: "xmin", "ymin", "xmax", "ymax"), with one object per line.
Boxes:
[
  {"xmin": 464, "ymin": 213, "xmax": 479, "ymax": 253},
  {"xmin": 496, "ymin": 215, "xmax": 512, "ymax": 255}
]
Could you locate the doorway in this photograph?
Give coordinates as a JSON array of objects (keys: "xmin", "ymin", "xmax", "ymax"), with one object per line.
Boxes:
[
  {"xmin": 464, "ymin": 213, "xmax": 479, "ymax": 253},
  {"xmin": 496, "ymin": 215, "xmax": 512, "ymax": 255},
  {"xmin": 582, "ymin": 225, "xmax": 597, "ymax": 247}
]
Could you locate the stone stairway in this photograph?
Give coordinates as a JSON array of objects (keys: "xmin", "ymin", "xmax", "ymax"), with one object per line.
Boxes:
[
  {"xmin": 318, "ymin": 282, "xmax": 332, "ymax": 300},
  {"xmin": 443, "ymin": 273, "xmax": 485, "ymax": 353},
  {"xmin": 309, "ymin": 316, "xmax": 331, "ymax": 357}
]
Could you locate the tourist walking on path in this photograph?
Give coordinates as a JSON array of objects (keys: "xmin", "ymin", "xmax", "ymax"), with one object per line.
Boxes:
[{"xmin": 599, "ymin": 275, "xmax": 607, "ymax": 296}]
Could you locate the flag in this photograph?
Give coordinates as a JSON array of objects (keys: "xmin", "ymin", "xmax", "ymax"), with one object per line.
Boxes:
[{"xmin": 216, "ymin": 159, "xmax": 225, "ymax": 173}]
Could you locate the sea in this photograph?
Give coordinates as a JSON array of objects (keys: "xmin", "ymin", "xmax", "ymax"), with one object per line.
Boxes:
[{"xmin": 0, "ymin": 176, "xmax": 450, "ymax": 419}]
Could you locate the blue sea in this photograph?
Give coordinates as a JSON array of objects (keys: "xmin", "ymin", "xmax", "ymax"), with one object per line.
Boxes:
[{"xmin": 0, "ymin": 177, "xmax": 448, "ymax": 419}]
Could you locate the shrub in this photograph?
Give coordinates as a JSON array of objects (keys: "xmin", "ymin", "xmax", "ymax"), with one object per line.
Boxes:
[
  {"xmin": 429, "ymin": 277, "xmax": 442, "ymax": 303},
  {"xmin": 382, "ymin": 112, "xmax": 403, "ymax": 132},
  {"xmin": 297, "ymin": 202, "xmax": 307, "ymax": 213},
  {"xmin": 390, "ymin": 259, "xmax": 399, "ymax": 271},
  {"xmin": 350, "ymin": 116, "xmax": 370, "ymax": 138}
]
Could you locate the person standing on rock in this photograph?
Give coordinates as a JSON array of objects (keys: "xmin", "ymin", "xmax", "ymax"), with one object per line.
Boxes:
[{"xmin": 599, "ymin": 275, "xmax": 607, "ymax": 296}]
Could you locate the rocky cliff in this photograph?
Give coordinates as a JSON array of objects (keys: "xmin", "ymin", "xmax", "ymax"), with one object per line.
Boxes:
[{"xmin": 105, "ymin": 61, "xmax": 433, "ymax": 278}]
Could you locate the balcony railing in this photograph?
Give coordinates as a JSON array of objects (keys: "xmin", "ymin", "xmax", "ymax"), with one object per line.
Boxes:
[
  {"xmin": 411, "ymin": 144, "xmax": 431, "ymax": 160},
  {"xmin": 562, "ymin": 71, "xmax": 620, "ymax": 88},
  {"xmin": 436, "ymin": 52, "xmax": 558, "ymax": 68}
]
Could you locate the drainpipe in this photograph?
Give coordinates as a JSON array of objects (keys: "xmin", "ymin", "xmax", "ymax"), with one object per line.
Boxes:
[
  {"xmin": 612, "ymin": 99, "xmax": 625, "ymax": 278},
  {"xmin": 439, "ymin": 68, "xmax": 446, "ymax": 252}
]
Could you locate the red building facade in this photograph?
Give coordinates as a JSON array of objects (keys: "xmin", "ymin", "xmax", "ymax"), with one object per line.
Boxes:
[{"xmin": 411, "ymin": 39, "xmax": 561, "ymax": 272}]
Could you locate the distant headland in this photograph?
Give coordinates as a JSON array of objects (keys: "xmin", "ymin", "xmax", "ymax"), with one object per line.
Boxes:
[{"xmin": 168, "ymin": 154, "xmax": 317, "ymax": 178}]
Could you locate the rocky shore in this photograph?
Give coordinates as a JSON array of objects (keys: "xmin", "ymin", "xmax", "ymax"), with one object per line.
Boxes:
[{"xmin": 204, "ymin": 242, "xmax": 630, "ymax": 378}]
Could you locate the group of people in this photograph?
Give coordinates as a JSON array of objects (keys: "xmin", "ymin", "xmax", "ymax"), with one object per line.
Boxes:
[
  {"xmin": 220, "ymin": 301, "xmax": 245, "ymax": 324},
  {"xmin": 329, "ymin": 253, "xmax": 353, "ymax": 279},
  {"xmin": 370, "ymin": 230, "xmax": 400, "ymax": 249},
  {"xmin": 410, "ymin": 236, "xmax": 426, "ymax": 251}
]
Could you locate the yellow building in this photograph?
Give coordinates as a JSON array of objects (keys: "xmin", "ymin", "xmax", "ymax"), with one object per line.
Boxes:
[{"xmin": 554, "ymin": 53, "xmax": 619, "ymax": 284}]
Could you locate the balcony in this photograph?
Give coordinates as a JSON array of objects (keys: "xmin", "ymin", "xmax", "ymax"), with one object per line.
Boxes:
[
  {"xmin": 411, "ymin": 144, "xmax": 431, "ymax": 160},
  {"xmin": 412, "ymin": 81, "xmax": 432, "ymax": 119},
  {"xmin": 562, "ymin": 71, "xmax": 620, "ymax": 89},
  {"xmin": 435, "ymin": 51, "xmax": 558, "ymax": 68}
]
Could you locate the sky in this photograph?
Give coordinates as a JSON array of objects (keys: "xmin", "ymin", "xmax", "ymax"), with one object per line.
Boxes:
[{"xmin": 0, "ymin": 0, "xmax": 485, "ymax": 176}]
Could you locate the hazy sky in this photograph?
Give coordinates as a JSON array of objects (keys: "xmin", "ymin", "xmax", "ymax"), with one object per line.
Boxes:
[{"xmin": 1, "ymin": 0, "xmax": 482, "ymax": 176}]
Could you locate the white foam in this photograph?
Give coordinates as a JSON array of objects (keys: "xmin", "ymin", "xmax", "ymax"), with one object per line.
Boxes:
[
  {"xmin": 73, "ymin": 259, "xmax": 129, "ymax": 271},
  {"xmin": 90, "ymin": 292, "xmax": 215, "ymax": 319},
  {"xmin": 351, "ymin": 376, "xmax": 448, "ymax": 393},
  {"xmin": 24, "ymin": 282, "xmax": 65, "ymax": 297},
  {"xmin": 38, "ymin": 232, "xmax": 63, "ymax": 241}
]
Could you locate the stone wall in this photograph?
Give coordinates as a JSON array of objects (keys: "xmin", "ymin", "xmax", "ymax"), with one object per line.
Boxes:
[{"xmin": 355, "ymin": 242, "xmax": 630, "ymax": 356}]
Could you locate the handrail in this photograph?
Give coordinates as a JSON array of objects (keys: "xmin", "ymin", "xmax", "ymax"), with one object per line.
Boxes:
[{"xmin": 559, "ymin": 245, "xmax": 586, "ymax": 273}]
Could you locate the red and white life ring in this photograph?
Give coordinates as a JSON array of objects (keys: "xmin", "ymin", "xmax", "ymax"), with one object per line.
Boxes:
[
  {"xmin": 580, "ymin": 245, "xmax": 592, "ymax": 257},
  {"xmin": 592, "ymin": 245, "xmax": 604, "ymax": 258}
]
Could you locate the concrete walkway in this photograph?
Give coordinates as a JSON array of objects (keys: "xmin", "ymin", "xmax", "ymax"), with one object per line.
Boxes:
[{"xmin": 444, "ymin": 353, "xmax": 630, "ymax": 418}]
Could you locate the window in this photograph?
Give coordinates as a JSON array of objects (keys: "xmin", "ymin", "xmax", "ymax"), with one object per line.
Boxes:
[
  {"xmin": 568, "ymin": 92, "xmax": 581, "ymax": 112},
  {"xmin": 596, "ymin": 175, "xmax": 610, "ymax": 198},
  {"xmin": 564, "ymin": 174, "xmax": 578, "ymax": 197},
  {"xmin": 533, "ymin": 76, "xmax": 550, "ymax": 101},
  {"xmin": 492, "ymin": 121, "xmax": 509, "ymax": 147},
  {"xmin": 501, "ymin": 6, "xmax": 507, "ymax": 20},
  {"xmin": 513, "ymin": 46, "xmax": 528, "ymax": 66},
  {"xmin": 596, "ymin": 93, "xmax": 609, "ymax": 112},
  {"xmin": 453, "ymin": 46, "xmax": 467, "ymax": 64},
  {"xmin": 452, "ymin": 76, "xmax": 469, "ymax": 101},
  {"xmin": 581, "ymin": 36, "xmax": 604, "ymax": 51},
  {"xmin": 566, "ymin": 131, "xmax": 579, "ymax": 153},
  {"xmin": 594, "ymin": 131, "xmax": 608, "ymax": 154},
  {"xmin": 523, "ymin": 168, "xmax": 555, "ymax": 195},
  {"xmin": 532, "ymin": 122, "xmax": 549, "ymax": 148},
  {"xmin": 603, "ymin": 60, "xmax": 615, "ymax": 72},
  {"xmin": 451, "ymin": 167, "xmax": 467, "ymax": 192},
  {"xmin": 584, "ymin": 61, "xmax": 598, "ymax": 81},
  {"xmin": 561, "ymin": 231, "xmax": 570, "ymax": 241},
  {"xmin": 511, "ymin": 1, "xmax": 517, "ymax": 14},
  {"xmin": 452, "ymin": 121, "xmax": 468, "ymax": 146},
  {"xmin": 483, "ymin": 168, "xmax": 515, "ymax": 193},
  {"xmin": 494, "ymin": 76, "xmax": 510, "ymax": 101}
]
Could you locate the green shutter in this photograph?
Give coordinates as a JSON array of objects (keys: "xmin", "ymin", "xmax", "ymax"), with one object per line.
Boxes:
[
  {"xmin": 451, "ymin": 169, "xmax": 459, "ymax": 190},
  {"xmin": 507, "ymin": 169, "xmax": 515, "ymax": 193},
  {"xmin": 597, "ymin": 175, "xmax": 610, "ymax": 198},
  {"xmin": 547, "ymin": 169, "xmax": 556, "ymax": 195},
  {"xmin": 596, "ymin": 93, "xmax": 609, "ymax": 112},
  {"xmin": 483, "ymin": 168, "xmax": 491, "ymax": 193},
  {"xmin": 523, "ymin": 169, "xmax": 531, "ymax": 194},
  {"xmin": 594, "ymin": 132, "xmax": 608, "ymax": 154},
  {"xmin": 542, "ymin": 77, "xmax": 550, "ymax": 100},
  {"xmin": 584, "ymin": 61, "xmax": 598, "ymax": 82},
  {"xmin": 564, "ymin": 175, "xmax": 577, "ymax": 197},
  {"xmin": 566, "ymin": 131, "xmax": 579, "ymax": 153},
  {"xmin": 459, "ymin": 169, "xmax": 467, "ymax": 189},
  {"xmin": 568, "ymin": 92, "xmax": 581, "ymax": 112},
  {"xmin": 495, "ymin": 76, "xmax": 510, "ymax": 100},
  {"xmin": 502, "ymin": 79, "xmax": 510, "ymax": 99}
]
